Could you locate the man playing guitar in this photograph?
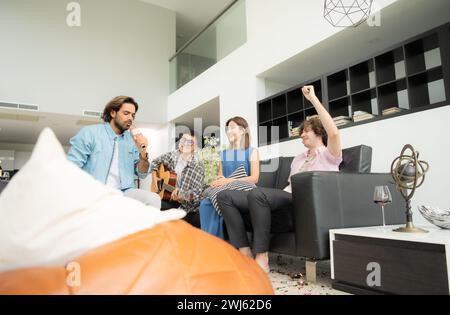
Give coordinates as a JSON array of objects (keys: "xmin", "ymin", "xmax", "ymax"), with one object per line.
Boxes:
[{"xmin": 150, "ymin": 131, "xmax": 204, "ymax": 227}]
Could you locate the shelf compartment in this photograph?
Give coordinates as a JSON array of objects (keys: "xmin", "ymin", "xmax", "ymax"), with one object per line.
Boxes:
[
  {"xmin": 377, "ymin": 78, "xmax": 409, "ymax": 112},
  {"xmin": 408, "ymin": 67, "xmax": 445, "ymax": 108},
  {"xmin": 351, "ymin": 88, "xmax": 378, "ymax": 115},
  {"xmin": 304, "ymin": 107, "xmax": 318, "ymax": 121},
  {"xmin": 287, "ymin": 89, "xmax": 303, "ymax": 114},
  {"xmin": 329, "ymin": 96, "xmax": 351, "ymax": 118},
  {"xmin": 288, "ymin": 112, "xmax": 304, "ymax": 138},
  {"xmin": 375, "ymin": 47, "xmax": 405, "ymax": 85},
  {"xmin": 272, "ymin": 117, "xmax": 289, "ymax": 143},
  {"xmin": 258, "ymin": 100, "xmax": 272, "ymax": 123},
  {"xmin": 303, "ymin": 79, "xmax": 323, "ymax": 106},
  {"xmin": 327, "ymin": 70, "xmax": 349, "ymax": 100},
  {"xmin": 258, "ymin": 121, "xmax": 272, "ymax": 146},
  {"xmin": 272, "ymin": 94, "xmax": 287, "ymax": 119},
  {"xmin": 405, "ymin": 33, "xmax": 441, "ymax": 75},
  {"xmin": 350, "ymin": 59, "xmax": 376, "ymax": 93}
]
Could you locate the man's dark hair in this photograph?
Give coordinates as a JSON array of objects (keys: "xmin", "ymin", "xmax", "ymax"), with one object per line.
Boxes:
[
  {"xmin": 299, "ymin": 116, "xmax": 328, "ymax": 146},
  {"xmin": 102, "ymin": 96, "xmax": 139, "ymax": 123}
]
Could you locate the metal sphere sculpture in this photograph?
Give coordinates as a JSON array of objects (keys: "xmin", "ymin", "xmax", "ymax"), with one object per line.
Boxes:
[
  {"xmin": 324, "ymin": 0, "xmax": 373, "ymax": 28},
  {"xmin": 390, "ymin": 144, "xmax": 430, "ymax": 233}
]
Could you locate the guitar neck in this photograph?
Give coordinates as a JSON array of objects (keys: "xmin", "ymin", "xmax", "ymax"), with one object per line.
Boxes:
[
  {"xmin": 160, "ymin": 183, "xmax": 193, "ymax": 201},
  {"xmin": 161, "ymin": 183, "xmax": 176, "ymax": 193}
]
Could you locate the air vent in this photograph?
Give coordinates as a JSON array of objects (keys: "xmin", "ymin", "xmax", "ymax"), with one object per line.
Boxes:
[
  {"xmin": 0, "ymin": 102, "xmax": 17, "ymax": 109},
  {"xmin": 18, "ymin": 104, "xmax": 39, "ymax": 111},
  {"xmin": 0, "ymin": 101, "xmax": 39, "ymax": 111},
  {"xmin": 82, "ymin": 110, "xmax": 102, "ymax": 118}
]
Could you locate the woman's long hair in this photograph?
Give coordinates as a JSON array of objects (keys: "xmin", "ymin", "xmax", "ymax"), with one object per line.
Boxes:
[{"xmin": 225, "ymin": 116, "xmax": 250, "ymax": 149}]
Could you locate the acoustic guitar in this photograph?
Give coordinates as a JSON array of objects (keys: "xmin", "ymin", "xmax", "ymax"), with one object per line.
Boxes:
[{"xmin": 152, "ymin": 164, "xmax": 177, "ymax": 201}]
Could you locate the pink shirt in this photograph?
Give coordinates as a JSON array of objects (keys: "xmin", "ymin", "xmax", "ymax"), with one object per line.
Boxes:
[{"xmin": 284, "ymin": 146, "xmax": 342, "ymax": 193}]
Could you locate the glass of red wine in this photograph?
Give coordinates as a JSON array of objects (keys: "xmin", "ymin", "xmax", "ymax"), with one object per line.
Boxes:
[{"xmin": 373, "ymin": 186, "xmax": 392, "ymax": 227}]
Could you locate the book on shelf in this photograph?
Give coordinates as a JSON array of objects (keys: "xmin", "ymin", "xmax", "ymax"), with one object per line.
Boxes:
[
  {"xmin": 353, "ymin": 115, "xmax": 375, "ymax": 122},
  {"xmin": 382, "ymin": 107, "xmax": 405, "ymax": 116},
  {"xmin": 353, "ymin": 111, "xmax": 375, "ymax": 122},
  {"xmin": 289, "ymin": 126, "xmax": 300, "ymax": 137},
  {"xmin": 336, "ymin": 120, "xmax": 352, "ymax": 126},
  {"xmin": 333, "ymin": 115, "xmax": 352, "ymax": 127},
  {"xmin": 306, "ymin": 114, "xmax": 319, "ymax": 121},
  {"xmin": 353, "ymin": 111, "xmax": 370, "ymax": 116}
]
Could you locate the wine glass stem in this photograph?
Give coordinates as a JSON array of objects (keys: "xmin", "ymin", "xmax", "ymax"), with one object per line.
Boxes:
[{"xmin": 381, "ymin": 205, "xmax": 386, "ymax": 227}]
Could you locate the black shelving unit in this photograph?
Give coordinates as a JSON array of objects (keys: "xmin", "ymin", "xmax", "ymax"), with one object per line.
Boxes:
[
  {"xmin": 350, "ymin": 59, "xmax": 375, "ymax": 93},
  {"xmin": 328, "ymin": 70, "xmax": 349, "ymax": 101},
  {"xmin": 375, "ymin": 47, "xmax": 405, "ymax": 85},
  {"xmin": 257, "ymin": 22, "xmax": 450, "ymax": 146},
  {"xmin": 258, "ymin": 100, "xmax": 271, "ymax": 123},
  {"xmin": 377, "ymin": 78, "xmax": 408, "ymax": 112},
  {"xmin": 405, "ymin": 33, "xmax": 440, "ymax": 75},
  {"xmin": 352, "ymin": 88, "xmax": 377, "ymax": 115},
  {"xmin": 329, "ymin": 96, "xmax": 351, "ymax": 118},
  {"xmin": 408, "ymin": 67, "xmax": 445, "ymax": 108},
  {"xmin": 272, "ymin": 94, "xmax": 287, "ymax": 119},
  {"xmin": 287, "ymin": 89, "xmax": 302, "ymax": 114},
  {"xmin": 257, "ymin": 78, "xmax": 323, "ymax": 146}
]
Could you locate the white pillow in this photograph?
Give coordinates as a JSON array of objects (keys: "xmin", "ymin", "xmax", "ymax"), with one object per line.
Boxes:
[{"xmin": 0, "ymin": 128, "xmax": 185, "ymax": 272}]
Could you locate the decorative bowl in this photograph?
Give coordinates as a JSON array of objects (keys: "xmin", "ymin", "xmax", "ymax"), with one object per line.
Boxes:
[{"xmin": 418, "ymin": 206, "xmax": 450, "ymax": 229}]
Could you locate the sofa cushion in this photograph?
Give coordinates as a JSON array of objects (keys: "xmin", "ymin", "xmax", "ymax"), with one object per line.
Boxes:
[
  {"xmin": 339, "ymin": 145, "xmax": 372, "ymax": 173},
  {"xmin": 275, "ymin": 157, "xmax": 294, "ymax": 190},
  {"xmin": 257, "ymin": 159, "xmax": 277, "ymax": 188}
]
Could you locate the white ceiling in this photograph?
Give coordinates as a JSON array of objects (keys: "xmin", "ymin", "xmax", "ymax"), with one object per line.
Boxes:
[{"xmin": 139, "ymin": 0, "xmax": 234, "ymax": 49}]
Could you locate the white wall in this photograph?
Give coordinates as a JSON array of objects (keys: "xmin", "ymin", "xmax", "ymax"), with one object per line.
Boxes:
[
  {"xmin": 167, "ymin": 0, "xmax": 450, "ymax": 226},
  {"xmin": 216, "ymin": 0, "xmax": 247, "ymax": 61},
  {"xmin": 263, "ymin": 80, "xmax": 292, "ymax": 99},
  {"xmin": 137, "ymin": 124, "xmax": 173, "ymax": 190},
  {"xmin": 0, "ymin": 0, "xmax": 175, "ymax": 124}
]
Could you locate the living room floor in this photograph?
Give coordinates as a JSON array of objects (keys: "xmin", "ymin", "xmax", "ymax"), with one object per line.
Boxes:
[{"xmin": 268, "ymin": 253, "xmax": 349, "ymax": 295}]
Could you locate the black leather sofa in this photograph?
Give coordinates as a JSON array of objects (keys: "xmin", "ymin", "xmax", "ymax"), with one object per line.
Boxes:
[{"xmin": 252, "ymin": 145, "xmax": 404, "ymax": 260}]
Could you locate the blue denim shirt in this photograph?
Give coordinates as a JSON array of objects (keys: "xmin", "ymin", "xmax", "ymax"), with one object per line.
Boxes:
[{"xmin": 67, "ymin": 123, "xmax": 148, "ymax": 191}]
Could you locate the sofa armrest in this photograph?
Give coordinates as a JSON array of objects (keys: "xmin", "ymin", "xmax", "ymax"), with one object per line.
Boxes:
[{"xmin": 290, "ymin": 171, "xmax": 404, "ymax": 259}]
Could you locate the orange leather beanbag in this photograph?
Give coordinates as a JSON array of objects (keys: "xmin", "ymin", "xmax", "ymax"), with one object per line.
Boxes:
[{"xmin": 0, "ymin": 220, "xmax": 274, "ymax": 295}]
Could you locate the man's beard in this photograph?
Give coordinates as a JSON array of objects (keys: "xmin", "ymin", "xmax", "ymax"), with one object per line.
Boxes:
[{"xmin": 113, "ymin": 118, "xmax": 130, "ymax": 133}]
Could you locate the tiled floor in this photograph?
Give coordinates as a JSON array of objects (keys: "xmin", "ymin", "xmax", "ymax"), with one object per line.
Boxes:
[{"xmin": 267, "ymin": 254, "xmax": 349, "ymax": 295}]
